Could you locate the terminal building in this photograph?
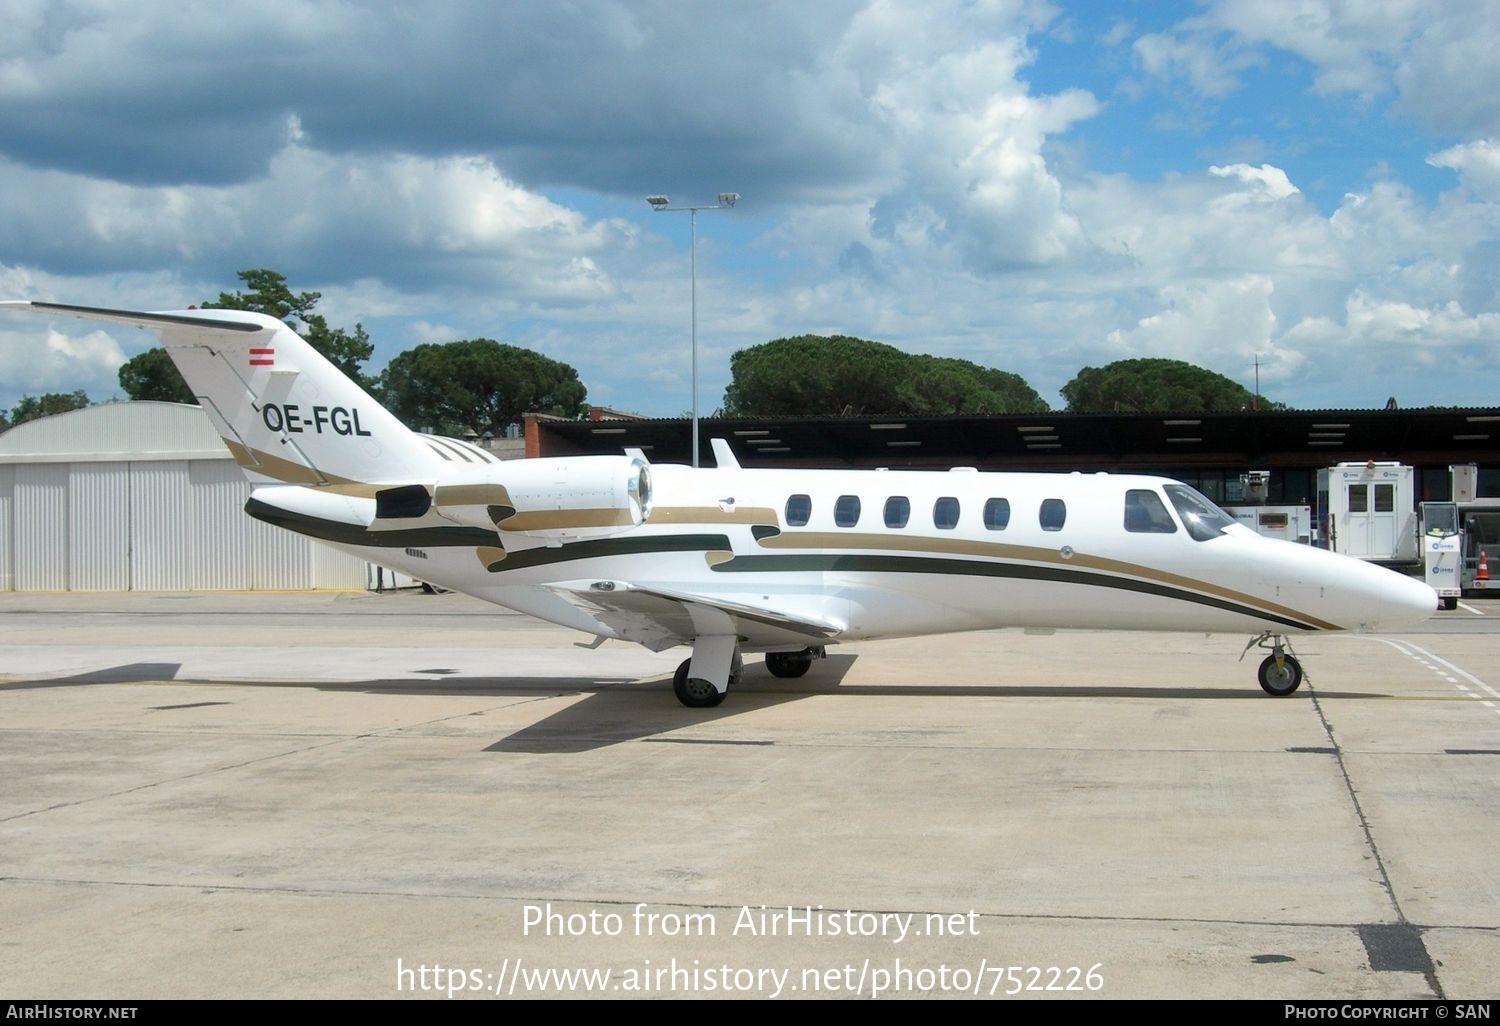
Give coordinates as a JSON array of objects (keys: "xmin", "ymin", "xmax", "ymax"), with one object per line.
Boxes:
[{"xmin": 525, "ymin": 406, "xmax": 1500, "ymax": 507}]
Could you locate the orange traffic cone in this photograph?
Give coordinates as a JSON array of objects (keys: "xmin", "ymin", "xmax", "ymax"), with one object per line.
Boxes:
[{"xmin": 1479, "ymin": 551, "xmax": 1490, "ymax": 581}]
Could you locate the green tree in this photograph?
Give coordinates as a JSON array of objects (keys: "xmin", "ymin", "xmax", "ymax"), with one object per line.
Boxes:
[
  {"xmin": 116, "ymin": 268, "xmax": 377, "ymax": 403},
  {"xmin": 722, "ymin": 335, "xmax": 1049, "ymax": 416},
  {"xmin": 3, "ymin": 389, "xmax": 90, "ymax": 428},
  {"xmin": 117, "ymin": 347, "xmax": 195, "ymax": 404},
  {"xmin": 379, "ymin": 338, "xmax": 587, "ymax": 436},
  {"xmin": 1060, "ymin": 358, "xmax": 1271, "ymax": 413},
  {"xmin": 204, "ymin": 268, "xmax": 374, "ymax": 386}
]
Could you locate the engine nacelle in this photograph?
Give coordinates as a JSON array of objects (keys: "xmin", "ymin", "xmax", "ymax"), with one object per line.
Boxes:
[{"xmin": 429, "ymin": 455, "xmax": 651, "ymax": 542}]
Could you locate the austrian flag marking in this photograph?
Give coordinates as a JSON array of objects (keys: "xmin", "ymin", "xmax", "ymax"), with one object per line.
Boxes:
[{"xmin": 249, "ymin": 348, "xmax": 275, "ymax": 367}]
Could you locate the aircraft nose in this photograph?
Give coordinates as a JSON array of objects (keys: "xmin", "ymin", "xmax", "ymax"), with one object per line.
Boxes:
[{"xmin": 1363, "ymin": 567, "xmax": 1439, "ymax": 632}]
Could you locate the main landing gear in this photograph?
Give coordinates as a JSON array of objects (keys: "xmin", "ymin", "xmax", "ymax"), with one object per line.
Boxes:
[
  {"xmin": 1242, "ymin": 632, "xmax": 1305, "ymax": 696},
  {"xmin": 673, "ymin": 650, "xmax": 741, "ymax": 709},
  {"xmin": 765, "ymin": 647, "xmax": 823, "ymax": 679},
  {"xmin": 672, "ymin": 644, "xmax": 827, "ymax": 707}
]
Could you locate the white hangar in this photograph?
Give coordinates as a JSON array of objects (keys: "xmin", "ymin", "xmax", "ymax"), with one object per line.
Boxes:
[{"xmin": 0, "ymin": 402, "xmax": 370, "ymax": 592}]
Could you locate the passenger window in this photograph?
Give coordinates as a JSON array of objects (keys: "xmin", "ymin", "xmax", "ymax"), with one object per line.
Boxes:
[
  {"xmin": 884, "ymin": 496, "xmax": 910, "ymax": 529},
  {"xmin": 983, "ymin": 497, "xmax": 1010, "ymax": 530},
  {"xmin": 1039, "ymin": 498, "xmax": 1066, "ymax": 531},
  {"xmin": 1124, "ymin": 489, "xmax": 1178, "ymax": 533},
  {"xmin": 785, "ymin": 494, "xmax": 811, "ymax": 527},
  {"xmin": 835, "ymin": 495, "xmax": 862, "ymax": 528},
  {"xmin": 933, "ymin": 497, "xmax": 960, "ymax": 530}
]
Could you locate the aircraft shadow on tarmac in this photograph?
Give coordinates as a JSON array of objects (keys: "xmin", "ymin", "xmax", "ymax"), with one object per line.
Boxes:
[{"xmin": 3, "ymin": 657, "xmax": 1394, "ymax": 755}]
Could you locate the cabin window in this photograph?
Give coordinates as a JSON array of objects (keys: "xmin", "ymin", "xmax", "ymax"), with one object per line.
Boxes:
[
  {"xmin": 785, "ymin": 494, "xmax": 811, "ymax": 527},
  {"xmin": 1039, "ymin": 498, "xmax": 1067, "ymax": 531},
  {"xmin": 884, "ymin": 496, "xmax": 911, "ymax": 528},
  {"xmin": 983, "ymin": 497, "xmax": 1010, "ymax": 530},
  {"xmin": 835, "ymin": 495, "xmax": 862, "ymax": 528},
  {"xmin": 1164, "ymin": 483, "xmax": 1233, "ymax": 542},
  {"xmin": 933, "ymin": 496, "xmax": 960, "ymax": 530},
  {"xmin": 1124, "ymin": 489, "xmax": 1178, "ymax": 534}
]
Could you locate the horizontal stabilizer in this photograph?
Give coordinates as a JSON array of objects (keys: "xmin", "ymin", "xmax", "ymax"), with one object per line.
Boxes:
[{"xmin": 0, "ymin": 301, "xmax": 267, "ymax": 335}]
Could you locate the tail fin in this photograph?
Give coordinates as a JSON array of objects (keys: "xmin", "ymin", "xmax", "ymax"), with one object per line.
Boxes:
[{"xmin": 2, "ymin": 301, "xmax": 439, "ymax": 488}]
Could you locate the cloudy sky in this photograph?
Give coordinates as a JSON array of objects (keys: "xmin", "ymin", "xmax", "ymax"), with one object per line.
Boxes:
[{"xmin": 3, "ymin": 0, "xmax": 1499, "ymax": 419}]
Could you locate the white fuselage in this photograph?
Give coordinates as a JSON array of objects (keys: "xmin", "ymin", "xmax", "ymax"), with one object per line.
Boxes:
[{"xmin": 287, "ymin": 464, "xmax": 1439, "ymax": 650}]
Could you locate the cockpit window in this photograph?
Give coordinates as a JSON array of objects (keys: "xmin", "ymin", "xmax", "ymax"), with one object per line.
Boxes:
[
  {"xmin": 1164, "ymin": 484, "xmax": 1234, "ymax": 542},
  {"xmin": 1124, "ymin": 489, "xmax": 1178, "ymax": 534}
]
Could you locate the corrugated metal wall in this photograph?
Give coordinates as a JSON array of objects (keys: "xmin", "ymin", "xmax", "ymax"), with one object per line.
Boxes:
[
  {"xmin": 252, "ymin": 519, "xmax": 316, "ymax": 590},
  {"xmin": 190, "ymin": 460, "xmax": 252, "ymax": 590},
  {"xmin": 14, "ymin": 464, "xmax": 68, "ymax": 591},
  {"xmin": 128, "ymin": 460, "xmax": 192, "ymax": 590},
  {"xmin": 68, "ymin": 463, "xmax": 131, "ymax": 591},
  {"xmin": 0, "ymin": 466, "xmax": 13, "ymax": 591},
  {"xmin": 0, "ymin": 457, "xmax": 368, "ymax": 592}
]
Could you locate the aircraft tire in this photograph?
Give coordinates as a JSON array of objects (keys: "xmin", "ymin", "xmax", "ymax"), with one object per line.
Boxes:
[
  {"xmin": 1257, "ymin": 654, "xmax": 1303, "ymax": 696},
  {"xmin": 673, "ymin": 658, "xmax": 726, "ymax": 708},
  {"xmin": 765, "ymin": 651, "xmax": 813, "ymax": 678}
]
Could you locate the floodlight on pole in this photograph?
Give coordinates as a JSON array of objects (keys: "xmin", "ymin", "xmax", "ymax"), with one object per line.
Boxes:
[{"xmin": 646, "ymin": 190, "xmax": 740, "ymax": 468}]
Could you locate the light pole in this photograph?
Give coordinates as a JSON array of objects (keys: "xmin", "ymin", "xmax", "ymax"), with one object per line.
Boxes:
[{"xmin": 647, "ymin": 191, "xmax": 738, "ymax": 468}]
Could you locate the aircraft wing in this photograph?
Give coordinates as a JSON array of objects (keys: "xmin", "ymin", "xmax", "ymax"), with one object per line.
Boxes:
[{"xmin": 541, "ymin": 580, "xmax": 844, "ymax": 651}]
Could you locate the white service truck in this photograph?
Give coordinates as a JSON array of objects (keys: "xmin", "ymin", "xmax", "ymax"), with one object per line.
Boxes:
[
  {"xmin": 1315, "ymin": 462, "xmax": 1497, "ymax": 609},
  {"xmin": 1222, "ymin": 471, "xmax": 1314, "ymax": 544},
  {"xmin": 1417, "ymin": 500, "xmax": 1463, "ymax": 610},
  {"xmin": 1316, "ymin": 462, "xmax": 1418, "ymax": 566}
]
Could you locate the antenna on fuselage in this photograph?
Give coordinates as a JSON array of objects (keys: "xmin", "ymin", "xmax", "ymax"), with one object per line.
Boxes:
[{"xmin": 709, "ymin": 438, "xmax": 740, "ymax": 470}]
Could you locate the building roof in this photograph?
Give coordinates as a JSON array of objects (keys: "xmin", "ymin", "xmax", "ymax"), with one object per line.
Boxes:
[
  {"xmin": 530, "ymin": 407, "xmax": 1500, "ymax": 470},
  {"xmin": 0, "ymin": 402, "xmax": 230, "ymax": 463}
]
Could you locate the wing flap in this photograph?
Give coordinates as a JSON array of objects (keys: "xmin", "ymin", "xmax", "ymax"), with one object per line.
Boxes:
[{"xmin": 541, "ymin": 580, "xmax": 844, "ymax": 651}]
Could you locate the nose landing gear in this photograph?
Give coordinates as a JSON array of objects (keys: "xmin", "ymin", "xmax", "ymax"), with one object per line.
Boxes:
[{"xmin": 1242, "ymin": 633, "xmax": 1305, "ymax": 695}]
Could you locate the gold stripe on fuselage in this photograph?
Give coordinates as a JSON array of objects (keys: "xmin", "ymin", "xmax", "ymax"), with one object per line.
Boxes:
[
  {"xmin": 749, "ymin": 529, "xmax": 1343, "ymax": 632},
  {"xmin": 646, "ymin": 506, "xmax": 780, "ymax": 526}
]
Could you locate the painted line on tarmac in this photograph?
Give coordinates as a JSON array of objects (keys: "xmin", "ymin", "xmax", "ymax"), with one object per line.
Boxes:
[{"xmin": 1373, "ymin": 637, "xmax": 1500, "ymax": 718}]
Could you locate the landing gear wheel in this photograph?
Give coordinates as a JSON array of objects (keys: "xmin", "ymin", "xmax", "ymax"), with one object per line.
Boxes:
[
  {"xmin": 765, "ymin": 651, "xmax": 813, "ymax": 678},
  {"xmin": 673, "ymin": 658, "xmax": 726, "ymax": 708},
  {"xmin": 1258, "ymin": 653, "xmax": 1304, "ymax": 696}
]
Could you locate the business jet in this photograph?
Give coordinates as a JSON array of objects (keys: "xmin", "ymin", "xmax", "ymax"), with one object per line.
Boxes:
[{"xmin": 2, "ymin": 301, "xmax": 1438, "ymax": 707}]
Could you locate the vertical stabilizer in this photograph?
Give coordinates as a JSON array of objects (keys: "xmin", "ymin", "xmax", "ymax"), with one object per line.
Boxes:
[{"xmin": 2, "ymin": 301, "xmax": 439, "ymax": 487}]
